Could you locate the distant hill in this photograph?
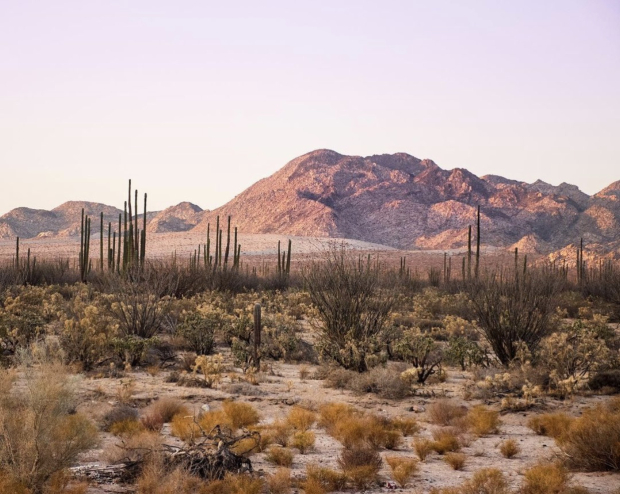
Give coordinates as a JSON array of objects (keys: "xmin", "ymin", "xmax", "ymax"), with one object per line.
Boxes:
[{"xmin": 1, "ymin": 150, "xmax": 619, "ymax": 255}]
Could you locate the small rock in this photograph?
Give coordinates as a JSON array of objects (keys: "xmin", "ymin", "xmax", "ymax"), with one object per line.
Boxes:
[{"xmin": 201, "ymin": 404, "xmax": 211, "ymax": 412}]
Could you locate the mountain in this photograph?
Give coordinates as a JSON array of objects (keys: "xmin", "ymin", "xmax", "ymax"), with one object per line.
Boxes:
[
  {"xmin": 1, "ymin": 150, "xmax": 618, "ymax": 255},
  {"xmin": 147, "ymin": 202, "xmax": 204, "ymax": 233},
  {"xmin": 192, "ymin": 149, "xmax": 619, "ymax": 253},
  {"xmin": 0, "ymin": 202, "xmax": 124, "ymax": 239}
]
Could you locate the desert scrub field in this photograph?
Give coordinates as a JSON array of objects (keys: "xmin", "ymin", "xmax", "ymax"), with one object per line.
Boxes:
[{"xmin": 0, "ymin": 248, "xmax": 618, "ymax": 493}]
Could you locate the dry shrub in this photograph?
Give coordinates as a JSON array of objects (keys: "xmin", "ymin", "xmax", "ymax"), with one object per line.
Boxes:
[
  {"xmin": 392, "ymin": 416, "xmax": 420, "ymax": 436},
  {"xmin": 222, "ymin": 400, "xmax": 260, "ymax": 430},
  {"xmin": 460, "ymin": 468, "xmax": 510, "ymax": 494},
  {"xmin": 148, "ymin": 398, "xmax": 187, "ymax": 423},
  {"xmin": 229, "ymin": 436, "xmax": 260, "ymax": 456},
  {"xmin": 466, "ymin": 406, "xmax": 500, "ymax": 435},
  {"xmin": 265, "ymin": 420, "xmax": 293, "ymax": 447},
  {"xmin": 413, "ymin": 438, "xmax": 434, "ymax": 461},
  {"xmin": 0, "ymin": 364, "xmax": 98, "ymax": 493},
  {"xmin": 198, "ymin": 410, "xmax": 232, "ymax": 434},
  {"xmin": 385, "ymin": 456, "xmax": 419, "ymax": 487},
  {"xmin": 170, "ymin": 413, "xmax": 202, "ymax": 442},
  {"xmin": 521, "ymin": 462, "xmax": 571, "ymax": 494},
  {"xmin": 445, "ymin": 452, "xmax": 466, "ymax": 470},
  {"xmin": 318, "ymin": 402, "xmax": 359, "ymax": 433},
  {"xmin": 265, "ymin": 446, "xmax": 295, "ymax": 467},
  {"xmin": 286, "ymin": 406, "xmax": 316, "ymax": 431},
  {"xmin": 431, "ymin": 429, "xmax": 461, "ymax": 454},
  {"xmin": 557, "ymin": 400, "xmax": 620, "ymax": 471},
  {"xmin": 302, "ymin": 478, "xmax": 326, "ymax": 494},
  {"xmin": 330, "ymin": 414, "xmax": 402, "ymax": 450},
  {"xmin": 266, "ymin": 468, "xmax": 291, "ymax": 494},
  {"xmin": 136, "ymin": 467, "xmax": 203, "ymax": 494},
  {"xmin": 289, "ymin": 431, "xmax": 315, "ymax": 454},
  {"xmin": 338, "ymin": 446, "xmax": 382, "ymax": 491},
  {"xmin": 109, "ymin": 418, "xmax": 145, "ymax": 437},
  {"xmin": 305, "ymin": 464, "xmax": 347, "ymax": 492},
  {"xmin": 141, "ymin": 412, "xmax": 164, "ymax": 432},
  {"xmin": 347, "ymin": 366, "xmax": 411, "ymax": 399},
  {"xmin": 428, "ymin": 399, "xmax": 467, "ymax": 426},
  {"xmin": 499, "ymin": 439, "xmax": 520, "ymax": 458},
  {"xmin": 201, "ymin": 473, "xmax": 264, "ymax": 494},
  {"xmin": 528, "ymin": 413, "xmax": 573, "ymax": 439},
  {"xmin": 104, "ymin": 430, "xmax": 162, "ymax": 465},
  {"xmin": 102, "ymin": 405, "xmax": 139, "ymax": 431}
]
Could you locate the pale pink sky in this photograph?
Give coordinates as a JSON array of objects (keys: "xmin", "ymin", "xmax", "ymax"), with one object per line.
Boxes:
[{"xmin": 1, "ymin": 0, "xmax": 619, "ymax": 214}]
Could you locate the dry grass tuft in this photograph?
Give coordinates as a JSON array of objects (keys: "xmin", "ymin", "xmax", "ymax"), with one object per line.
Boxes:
[
  {"xmin": 413, "ymin": 438, "xmax": 434, "ymax": 461},
  {"xmin": 385, "ymin": 456, "xmax": 419, "ymax": 487},
  {"xmin": 289, "ymin": 431, "xmax": 315, "ymax": 454},
  {"xmin": 528, "ymin": 413, "xmax": 573, "ymax": 439},
  {"xmin": 109, "ymin": 418, "xmax": 145, "ymax": 437},
  {"xmin": 499, "ymin": 438, "xmax": 520, "ymax": 458},
  {"xmin": 266, "ymin": 468, "xmax": 291, "ymax": 494},
  {"xmin": 465, "ymin": 406, "xmax": 500, "ymax": 436},
  {"xmin": 318, "ymin": 402, "xmax": 359, "ymax": 434},
  {"xmin": 444, "ymin": 452, "xmax": 466, "ymax": 470},
  {"xmin": 392, "ymin": 416, "xmax": 420, "ymax": 436},
  {"xmin": 286, "ymin": 406, "xmax": 316, "ymax": 432},
  {"xmin": 557, "ymin": 400, "xmax": 620, "ymax": 471},
  {"xmin": 305, "ymin": 464, "xmax": 347, "ymax": 493},
  {"xmin": 265, "ymin": 446, "xmax": 295, "ymax": 467},
  {"xmin": 148, "ymin": 398, "xmax": 187, "ymax": 423},
  {"xmin": 428, "ymin": 399, "xmax": 467, "ymax": 426},
  {"xmin": 460, "ymin": 468, "xmax": 510, "ymax": 494},
  {"xmin": 431, "ymin": 429, "xmax": 461, "ymax": 454},
  {"xmin": 170, "ymin": 413, "xmax": 202, "ymax": 442},
  {"xmin": 338, "ymin": 445, "xmax": 383, "ymax": 491},
  {"xmin": 521, "ymin": 462, "xmax": 571, "ymax": 494},
  {"xmin": 222, "ymin": 400, "xmax": 260, "ymax": 430}
]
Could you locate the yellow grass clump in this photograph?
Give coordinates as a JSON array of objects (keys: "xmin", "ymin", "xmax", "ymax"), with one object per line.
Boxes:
[
  {"xmin": 265, "ymin": 446, "xmax": 295, "ymax": 467},
  {"xmin": 386, "ymin": 456, "xmax": 419, "ymax": 487},
  {"xmin": 466, "ymin": 406, "xmax": 500, "ymax": 435},
  {"xmin": 499, "ymin": 438, "xmax": 520, "ymax": 458}
]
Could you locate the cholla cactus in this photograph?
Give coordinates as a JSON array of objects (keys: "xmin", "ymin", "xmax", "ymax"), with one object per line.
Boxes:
[{"xmin": 193, "ymin": 353, "xmax": 224, "ymax": 388}]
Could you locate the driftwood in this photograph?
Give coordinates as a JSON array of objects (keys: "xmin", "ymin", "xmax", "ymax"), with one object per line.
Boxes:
[{"xmin": 73, "ymin": 424, "xmax": 259, "ymax": 484}]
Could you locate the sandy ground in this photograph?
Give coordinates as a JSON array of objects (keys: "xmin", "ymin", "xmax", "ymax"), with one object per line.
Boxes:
[
  {"xmin": 0, "ymin": 232, "xmax": 528, "ymax": 277},
  {"xmin": 71, "ymin": 346, "xmax": 620, "ymax": 494}
]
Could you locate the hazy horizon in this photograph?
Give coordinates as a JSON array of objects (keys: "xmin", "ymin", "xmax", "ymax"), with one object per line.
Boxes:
[{"xmin": 2, "ymin": 0, "xmax": 619, "ymax": 215}]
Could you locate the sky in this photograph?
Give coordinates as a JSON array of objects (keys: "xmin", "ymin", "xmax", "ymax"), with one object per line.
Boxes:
[{"xmin": 1, "ymin": 0, "xmax": 619, "ymax": 215}]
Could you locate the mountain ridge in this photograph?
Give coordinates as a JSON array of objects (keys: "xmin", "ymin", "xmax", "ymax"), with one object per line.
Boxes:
[{"xmin": 1, "ymin": 150, "xmax": 618, "ymax": 255}]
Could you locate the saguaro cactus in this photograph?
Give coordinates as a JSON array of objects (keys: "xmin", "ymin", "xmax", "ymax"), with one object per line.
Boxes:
[{"xmin": 253, "ymin": 303, "xmax": 262, "ymax": 370}]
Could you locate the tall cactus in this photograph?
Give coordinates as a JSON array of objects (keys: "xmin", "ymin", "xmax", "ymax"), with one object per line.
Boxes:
[
  {"xmin": 253, "ymin": 303, "xmax": 262, "ymax": 370},
  {"xmin": 79, "ymin": 208, "xmax": 91, "ymax": 282},
  {"xmin": 474, "ymin": 205, "xmax": 481, "ymax": 279}
]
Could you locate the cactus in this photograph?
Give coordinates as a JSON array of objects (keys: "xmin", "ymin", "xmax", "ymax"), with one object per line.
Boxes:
[
  {"xmin": 467, "ymin": 225, "xmax": 472, "ymax": 279},
  {"xmin": 224, "ymin": 215, "xmax": 231, "ymax": 268},
  {"xmin": 79, "ymin": 208, "xmax": 91, "ymax": 282},
  {"xmin": 100, "ymin": 212, "xmax": 104, "ymax": 272},
  {"xmin": 475, "ymin": 206, "xmax": 481, "ymax": 279},
  {"xmin": 253, "ymin": 303, "xmax": 262, "ymax": 370},
  {"xmin": 15, "ymin": 237, "xmax": 19, "ymax": 269}
]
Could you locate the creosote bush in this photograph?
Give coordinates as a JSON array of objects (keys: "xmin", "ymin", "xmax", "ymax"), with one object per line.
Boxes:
[
  {"xmin": 466, "ymin": 271, "xmax": 562, "ymax": 366},
  {"xmin": 0, "ymin": 363, "xmax": 98, "ymax": 493},
  {"xmin": 556, "ymin": 398, "xmax": 620, "ymax": 471},
  {"xmin": 304, "ymin": 247, "xmax": 394, "ymax": 372}
]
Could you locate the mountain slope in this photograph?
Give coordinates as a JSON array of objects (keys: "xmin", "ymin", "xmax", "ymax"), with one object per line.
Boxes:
[
  {"xmin": 192, "ymin": 149, "xmax": 618, "ymax": 252},
  {"xmin": 1, "ymin": 150, "xmax": 618, "ymax": 254}
]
